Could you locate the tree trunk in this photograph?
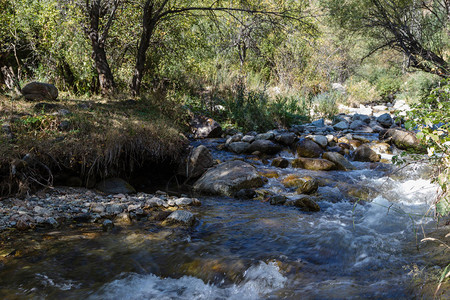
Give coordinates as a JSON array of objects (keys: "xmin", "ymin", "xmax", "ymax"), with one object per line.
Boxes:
[
  {"xmin": 90, "ymin": 37, "xmax": 116, "ymax": 95},
  {"xmin": 131, "ymin": 1, "xmax": 158, "ymax": 96}
]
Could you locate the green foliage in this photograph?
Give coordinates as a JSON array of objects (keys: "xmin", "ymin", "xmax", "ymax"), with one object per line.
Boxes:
[
  {"xmin": 405, "ymin": 79, "xmax": 450, "ymax": 217},
  {"xmin": 311, "ymin": 91, "xmax": 340, "ymax": 119}
]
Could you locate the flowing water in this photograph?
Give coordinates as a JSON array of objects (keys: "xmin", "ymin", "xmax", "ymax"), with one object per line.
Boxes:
[{"xmin": 0, "ymin": 138, "xmax": 445, "ymax": 299}]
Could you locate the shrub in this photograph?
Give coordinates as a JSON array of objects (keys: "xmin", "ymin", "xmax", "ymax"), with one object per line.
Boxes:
[{"xmin": 311, "ymin": 91, "xmax": 339, "ymax": 119}]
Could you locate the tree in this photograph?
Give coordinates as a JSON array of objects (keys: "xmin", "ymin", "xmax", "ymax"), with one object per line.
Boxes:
[
  {"xmin": 77, "ymin": 0, "xmax": 121, "ymax": 95},
  {"xmin": 323, "ymin": 0, "xmax": 449, "ymax": 77},
  {"xmin": 131, "ymin": 0, "xmax": 309, "ymax": 96}
]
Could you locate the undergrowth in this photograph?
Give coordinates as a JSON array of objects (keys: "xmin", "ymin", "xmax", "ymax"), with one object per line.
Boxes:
[{"xmin": 0, "ymin": 94, "xmax": 187, "ymax": 197}]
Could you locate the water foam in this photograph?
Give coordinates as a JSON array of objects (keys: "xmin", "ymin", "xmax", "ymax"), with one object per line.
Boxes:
[{"xmin": 91, "ymin": 261, "xmax": 286, "ymax": 300}]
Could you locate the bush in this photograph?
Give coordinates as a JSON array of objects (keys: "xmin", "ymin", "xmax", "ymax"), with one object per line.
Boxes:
[
  {"xmin": 345, "ymin": 78, "xmax": 381, "ymax": 106},
  {"xmin": 311, "ymin": 91, "xmax": 339, "ymax": 119}
]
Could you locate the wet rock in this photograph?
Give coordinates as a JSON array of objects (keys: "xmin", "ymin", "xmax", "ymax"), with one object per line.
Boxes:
[
  {"xmin": 271, "ymin": 157, "xmax": 289, "ymax": 168},
  {"xmin": 296, "ymin": 139, "xmax": 324, "ymax": 158},
  {"xmin": 145, "ymin": 197, "xmax": 165, "ymax": 208},
  {"xmin": 191, "ymin": 115, "xmax": 223, "ymax": 139},
  {"xmin": 380, "ymin": 128, "xmax": 422, "ymax": 151},
  {"xmin": 269, "ymin": 195, "xmax": 287, "ymax": 205},
  {"xmin": 369, "ymin": 121, "xmax": 385, "ymax": 133},
  {"xmin": 333, "ymin": 121, "xmax": 349, "ymax": 131},
  {"xmin": 228, "ymin": 142, "xmax": 251, "ymax": 154},
  {"xmin": 348, "ymin": 139, "xmax": 362, "ymax": 149},
  {"xmin": 307, "ymin": 135, "xmax": 328, "ymax": 148},
  {"xmin": 282, "ymin": 175, "xmax": 318, "ymax": 194},
  {"xmin": 193, "ymin": 160, "xmax": 265, "ymax": 197},
  {"xmin": 21, "ymin": 82, "xmax": 58, "ymax": 101},
  {"xmin": 102, "ymin": 219, "xmax": 114, "ymax": 231},
  {"xmin": 247, "ymin": 140, "xmax": 282, "ymax": 155},
  {"xmin": 96, "ymin": 178, "xmax": 136, "ymax": 194},
  {"xmin": 235, "ymin": 189, "xmax": 256, "ymax": 200},
  {"xmin": 322, "ymin": 152, "xmax": 355, "ymax": 171},
  {"xmin": 179, "ymin": 145, "xmax": 214, "ymax": 178},
  {"xmin": 16, "ymin": 215, "xmax": 34, "ymax": 231},
  {"xmin": 175, "ymin": 197, "xmax": 201, "ymax": 206},
  {"xmin": 369, "ymin": 142, "xmax": 391, "ymax": 154},
  {"xmin": 259, "ymin": 170, "xmax": 279, "ymax": 178},
  {"xmin": 162, "ymin": 210, "xmax": 196, "ymax": 226},
  {"xmin": 115, "ymin": 212, "xmax": 132, "ymax": 225},
  {"xmin": 353, "ymin": 145, "xmax": 381, "ymax": 162},
  {"xmin": 292, "ymin": 157, "xmax": 335, "ymax": 171},
  {"xmin": 327, "ymin": 146, "xmax": 345, "ymax": 155},
  {"xmin": 286, "ymin": 195, "xmax": 320, "ymax": 212},
  {"xmin": 377, "ymin": 113, "xmax": 393, "ymax": 127},
  {"xmin": 275, "ymin": 133, "xmax": 297, "ymax": 146},
  {"xmin": 46, "ymin": 217, "xmax": 59, "ymax": 228}
]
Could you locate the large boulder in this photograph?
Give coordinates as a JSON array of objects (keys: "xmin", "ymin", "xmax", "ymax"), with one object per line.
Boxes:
[
  {"xmin": 96, "ymin": 178, "xmax": 136, "ymax": 194},
  {"xmin": 193, "ymin": 160, "xmax": 265, "ymax": 196},
  {"xmin": 296, "ymin": 139, "xmax": 324, "ymax": 158},
  {"xmin": 21, "ymin": 82, "xmax": 58, "ymax": 101},
  {"xmin": 307, "ymin": 135, "xmax": 328, "ymax": 148},
  {"xmin": 178, "ymin": 145, "xmax": 214, "ymax": 178},
  {"xmin": 292, "ymin": 157, "xmax": 335, "ymax": 171},
  {"xmin": 322, "ymin": 152, "xmax": 355, "ymax": 171},
  {"xmin": 191, "ymin": 116, "xmax": 223, "ymax": 138},
  {"xmin": 380, "ymin": 128, "xmax": 422, "ymax": 151},
  {"xmin": 247, "ymin": 140, "xmax": 282, "ymax": 155},
  {"xmin": 353, "ymin": 145, "xmax": 381, "ymax": 162}
]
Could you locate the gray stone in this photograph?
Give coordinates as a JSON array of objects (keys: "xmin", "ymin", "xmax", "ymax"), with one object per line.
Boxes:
[
  {"xmin": 349, "ymin": 120, "xmax": 366, "ymax": 131},
  {"xmin": 296, "ymin": 139, "xmax": 324, "ymax": 158},
  {"xmin": 352, "ymin": 114, "xmax": 371, "ymax": 124},
  {"xmin": 380, "ymin": 128, "xmax": 422, "ymax": 151},
  {"xmin": 255, "ymin": 132, "xmax": 275, "ymax": 140},
  {"xmin": 307, "ymin": 135, "xmax": 328, "ymax": 148},
  {"xmin": 353, "ymin": 145, "xmax": 381, "ymax": 162},
  {"xmin": 275, "ymin": 132, "xmax": 297, "ymax": 146},
  {"xmin": 193, "ymin": 160, "xmax": 265, "ymax": 197},
  {"xmin": 322, "ymin": 152, "xmax": 355, "ymax": 171},
  {"xmin": 21, "ymin": 82, "xmax": 58, "ymax": 101},
  {"xmin": 162, "ymin": 210, "xmax": 196, "ymax": 226},
  {"xmin": 377, "ymin": 113, "xmax": 393, "ymax": 127},
  {"xmin": 226, "ymin": 133, "xmax": 243, "ymax": 144},
  {"xmin": 333, "ymin": 121, "xmax": 349, "ymax": 131},
  {"xmin": 228, "ymin": 142, "xmax": 251, "ymax": 154},
  {"xmin": 247, "ymin": 140, "xmax": 282, "ymax": 155},
  {"xmin": 102, "ymin": 219, "xmax": 114, "ymax": 231},
  {"xmin": 191, "ymin": 116, "xmax": 223, "ymax": 138},
  {"xmin": 180, "ymin": 145, "xmax": 214, "ymax": 178},
  {"xmin": 242, "ymin": 135, "xmax": 255, "ymax": 143},
  {"xmin": 311, "ymin": 118, "xmax": 325, "ymax": 127}
]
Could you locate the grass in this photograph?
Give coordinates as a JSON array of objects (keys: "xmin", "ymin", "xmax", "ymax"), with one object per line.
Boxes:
[{"xmin": 0, "ymin": 93, "xmax": 188, "ymax": 197}]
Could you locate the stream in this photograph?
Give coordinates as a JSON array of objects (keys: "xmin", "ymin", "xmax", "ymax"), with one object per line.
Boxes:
[{"xmin": 0, "ymin": 138, "xmax": 444, "ymax": 299}]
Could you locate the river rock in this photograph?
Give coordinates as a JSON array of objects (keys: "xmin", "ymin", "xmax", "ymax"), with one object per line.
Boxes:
[
  {"xmin": 349, "ymin": 120, "xmax": 366, "ymax": 131},
  {"xmin": 247, "ymin": 140, "xmax": 282, "ymax": 155},
  {"xmin": 235, "ymin": 189, "xmax": 256, "ymax": 200},
  {"xmin": 179, "ymin": 145, "xmax": 214, "ymax": 178},
  {"xmin": 311, "ymin": 118, "xmax": 325, "ymax": 127},
  {"xmin": 286, "ymin": 195, "xmax": 320, "ymax": 212},
  {"xmin": 369, "ymin": 142, "xmax": 391, "ymax": 154},
  {"xmin": 269, "ymin": 195, "xmax": 287, "ymax": 205},
  {"xmin": 369, "ymin": 121, "xmax": 385, "ymax": 133},
  {"xmin": 353, "ymin": 145, "xmax": 381, "ymax": 162},
  {"xmin": 322, "ymin": 152, "xmax": 355, "ymax": 171},
  {"xmin": 377, "ymin": 113, "xmax": 393, "ymax": 127},
  {"xmin": 96, "ymin": 178, "xmax": 136, "ymax": 194},
  {"xmin": 191, "ymin": 116, "xmax": 223, "ymax": 138},
  {"xmin": 102, "ymin": 219, "xmax": 114, "ymax": 231},
  {"xmin": 228, "ymin": 142, "xmax": 251, "ymax": 154},
  {"xmin": 292, "ymin": 157, "xmax": 335, "ymax": 171},
  {"xmin": 307, "ymin": 135, "xmax": 328, "ymax": 148},
  {"xmin": 242, "ymin": 135, "xmax": 255, "ymax": 143},
  {"xmin": 162, "ymin": 210, "xmax": 196, "ymax": 226},
  {"xmin": 193, "ymin": 160, "xmax": 265, "ymax": 197},
  {"xmin": 333, "ymin": 121, "xmax": 349, "ymax": 131},
  {"xmin": 21, "ymin": 82, "xmax": 58, "ymax": 101},
  {"xmin": 352, "ymin": 114, "xmax": 371, "ymax": 124},
  {"xmin": 271, "ymin": 157, "xmax": 289, "ymax": 168},
  {"xmin": 226, "ymin": 134, "xmax": 243, "ymax": 144},
  {"xmin": 380, "ymin": 128, "xmax": 421, "ymax": 151},
  {"xmin": 296, "ymin": 139, "xmax": 324, "ymax": 158},
  {"xmin": 275, "ymin": 133, "xmax": 297, "ymax": 146},
  {"xmin": 255, "ymin": 132, "xmax": 275, "ymax": 140}
]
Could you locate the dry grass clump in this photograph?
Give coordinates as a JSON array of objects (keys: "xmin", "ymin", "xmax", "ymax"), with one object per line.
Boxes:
[{"xmin": 0, "ymin": 94, "xmax": 188, "ymax": 197}]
